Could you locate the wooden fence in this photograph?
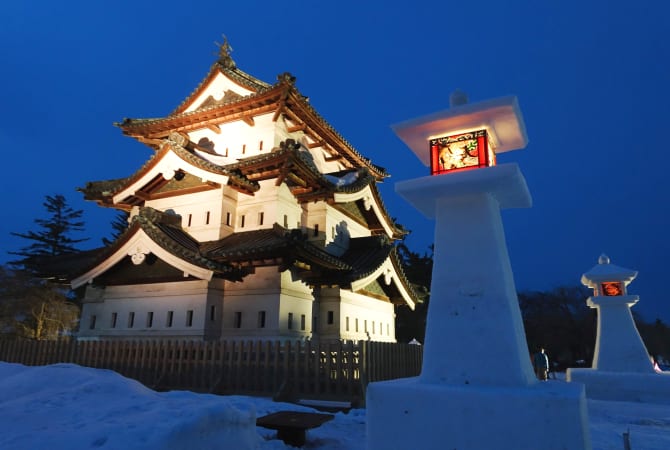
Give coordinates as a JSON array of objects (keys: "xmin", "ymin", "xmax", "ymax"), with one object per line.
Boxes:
[{"xmin": 0, "ymin": 339, "xmax": 422, "ymax": 406}]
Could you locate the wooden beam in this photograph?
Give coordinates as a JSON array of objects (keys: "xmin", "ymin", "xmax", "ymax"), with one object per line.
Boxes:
[
  {"xmin": 287, "ymin": 172, "xmax": 307, "ymax": 187},
  {"xmin": 307, "ymin": 141, "xmax": 325, "ymax": 149},
  {"xmin": 287, "ymin": 123, "xmax": 306, "ymax": 133},
  {"xmin": 324, "ymin": 154, "xmax": 344, "ymax": 162},
  {"xmin": 133, "ymin": 190, "xmax": 151, "ymax": 201},
  {"xmin": 207, "ymin": 124, "xmax": 221, "ymax": 134},
  {"xmin": 242, "ymin": 116, "xmax": 255, "ymax": 127}
]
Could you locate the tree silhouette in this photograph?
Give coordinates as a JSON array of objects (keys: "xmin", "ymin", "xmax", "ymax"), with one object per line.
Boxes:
[
  {"xmin": 395, "ymin": 242, "xmax": 433, "ymax": 343},
  {"xmin": 8, "ymin": 194, "xmax": 87, "ymax": 274},
  {"xmin": 101, "ymin": 211, "xmax": 130, "ymax": 246}
]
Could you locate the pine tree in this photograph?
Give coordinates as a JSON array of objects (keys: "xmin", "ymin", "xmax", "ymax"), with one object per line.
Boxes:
[
  {"xmin": 101, "ymin": 211, "xmax": 130, "ymax": 246},
  {"xmin": 8, "ymin": 194, "xmax": 88, "ymax": 274}
]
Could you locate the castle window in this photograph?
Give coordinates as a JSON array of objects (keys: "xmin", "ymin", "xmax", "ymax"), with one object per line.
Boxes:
[
  {"xmin": 314, "ymin": 224, "xmax": 319, "ymax": 237},
  {"xmin": 258, "ymin": 311, "xmax": 266, "ymax": 328},
  {"xmin": 111, "ymin": 312, "xmax": 117, "ymax": 329},
  {"xmin": 226, "ymin": 212, "xmax": 231, "ymax": 226},
  {"xmin": 283, "ymin": 215, "xmax": 288, "ymax": 228},
  {"xmin": 259, "ymin": 140, "xmax": 263, "ymax": 151},
  {"xmin": 186, "ymin": 310, "xmax": 193, "ymax": 327},
  {"xmin": 128, "ymin": 312, "xmax": 135, "ymax": 328},
  {"xmin": 327, "ymin": 311, "xmax": 334, "ymax": 325},
  {"xmin": 234, "ymin": 312, "xmax": 242, "ymax": 328},
  {"xmin": 242, "ymin": 144, "xmax": 246, "ymax": 154},
  {"xmin": 301, "ymin": 314, "xmax": 306, "ymax": 331},
  {"xmin": 372, "ymin": 321, "xmax": 375, "ymax": 334},
  {"xmin": 364, "ymin": 320, "xmax": 368, "ymax": 333},
  {"xmin": 89, "ymin": 315, "xmax": 96, "ymax": 330},
  {"xmin": 166, "ymin": 311, "xmax": 174, "ymax": 328},
  {"xmin": 146, "ymin": 312, "xmax": 153, "ymax": 328},
  {"xmin": 240, "ymin": 215, "xmax": 245, "ymax": 228},
  {"xmin": 288, "ymin": 313, "xmax": 294, "ymax": 330},
  {"xmin": 210, "ymin": 305, "xmax": 216, "ymax": 321},
  {"xmin": 387, "ymin": 323, "xmax": 390, "ymax": 336},
  {"xmin": 345, "ymin": 316, "xmax": 350, "ymax": 332},
  {"xmin": 258, "ymin": 212, "xmax": 264, "ymax": 225},
  {"xmin": 225, "ymin": 147, "xmax": 229, "ymax": 157},
  {"xmin": 205, "ymin": 211, "xmax": 210, "ymax": 225},
  {"xmin": 355, "ymin": 318, "xmax": 359, "ymax": 332},
  {"xmin": 187, "ymin": 214, "xmax": 192, "ymax": 227}
]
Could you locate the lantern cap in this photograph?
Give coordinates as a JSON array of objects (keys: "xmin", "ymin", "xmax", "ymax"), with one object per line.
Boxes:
[
  {"xmin": 391, "ymin": 95, "xmax": 528, "ymax": 167},
  {"xmin": 581, "ymin": 254, "xmax": 638, "ymax": 288}
]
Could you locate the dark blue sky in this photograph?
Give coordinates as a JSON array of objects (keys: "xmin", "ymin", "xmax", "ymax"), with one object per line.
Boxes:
[{"xmin": 2, "ymin": 1, "xmax": 668, "ymax": 322}]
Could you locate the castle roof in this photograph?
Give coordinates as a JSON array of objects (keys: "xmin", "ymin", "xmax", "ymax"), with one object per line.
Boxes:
[
  {"xmin": 63, "ymin": 207, "xmax": 417, "ymax": 306},
  {"xmin": 115, "ymin": 45, "xmax": 388, "ymax": 180}
]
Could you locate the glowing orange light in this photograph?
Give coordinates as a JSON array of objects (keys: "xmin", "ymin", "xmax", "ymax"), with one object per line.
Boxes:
[
  {"xmin": 600, "ymin": 282, "xmax": 623, "ymax": 297},
  {"xmin": 429, "ymin": 130, "xmax": 494, "ymax": 175}
]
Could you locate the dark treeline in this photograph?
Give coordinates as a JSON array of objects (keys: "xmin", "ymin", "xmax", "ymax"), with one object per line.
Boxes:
[{"xmin": 395, "ymin": 247, "xmax": 670, "ymax": 368}]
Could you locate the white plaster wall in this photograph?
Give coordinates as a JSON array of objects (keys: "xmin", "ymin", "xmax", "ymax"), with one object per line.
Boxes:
[
  {"xmin": 78, "ymin": 279, "xmax": 223, "ymax": 340},
  {"xmin": 275, "ymin": 183, "xmax": 303, "ymax": 230},
  {"xmin": 145, "ymin": 188, "xmax": 228, "ymax": 242},
  {"xmin": 183, "ymin": 72, "xmax": 256, "ymax": 114},
  {"xmin": 222, "ymin": 266, "xmax": 281, "ymax": 339},
  {"xmin": 320, "ymin": 287, "xmax": 396, "ymax": 342},
  {"xmin": 220, "ymin": 266, "xmax": 314, "ymax": 341},
  {"xmin": 188, "ymin": 113, "xmax": 276, "ymax": 164},
  {"xmin": 324, "ymin": 206, "xmax": 371, "ymax": 256},
  {"xmin": 234, "ymin": 180, "xmax": 280, "ymax": 232},
  {"xmin": 302, "ymin": 201, "xmax": 327, "ymax": 245},
  {"xmin": 278, "ymin": 269, "xmax": 314, "ymax": 340}
]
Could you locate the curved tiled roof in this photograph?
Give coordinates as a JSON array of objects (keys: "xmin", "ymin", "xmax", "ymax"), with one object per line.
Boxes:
[
  {"xmin": 115, "ymin": 51, "xmax": 388, "ymax": 179},
  {"xmin": 78, "ymin": 139, "xmax": 259, "ymax": 206},
  {"xmin": 171, "ymin": 50, "xmax": 272, "ymax": 116},
  {"xmin": 105, "ymin": 208, "xmax": 237, "ymax": 275},
  {"xmin": 202, "ymin": 224, "xmax": 351, "ymax": 271}
]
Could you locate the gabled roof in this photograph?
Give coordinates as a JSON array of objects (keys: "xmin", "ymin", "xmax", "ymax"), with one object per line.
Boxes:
[
  {"xmin": 201, "ymin": 224, "xmax": 351, "ymax": 271},
  {"xmin": 114, "ymin": 44, "xmax": 388, "ymax": 179},
  {"xmin": 225, "ymin": 140, "xmax": 405, "ymax": 238},
  {"xmin": 60, "ymin": 207, "xmax": 418, "ymax": 307},
  {"xmin": 79, "ymin": 134, "xmax": 259, "ymax": 209},
  {"xmin": 71, "ymin": 208, "xmax": 241, "ymax": 289},
  {"xmin": 298, "ymin": 235, "xmax": 417, "ymax": 308},
  {"xmin": 171, "ymin": 41, "xmax": 272, "ymax": 115}
]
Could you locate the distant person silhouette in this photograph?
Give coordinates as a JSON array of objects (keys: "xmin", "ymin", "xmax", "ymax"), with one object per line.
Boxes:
[{"xmin": 533, "ymin": 347, "xmax": 549, "ymax": 381}]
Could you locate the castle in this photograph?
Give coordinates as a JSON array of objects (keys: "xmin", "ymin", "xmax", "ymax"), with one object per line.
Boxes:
[{"xmin": 71, "ymin": 40, "xmax": 417, "ymax": 342}]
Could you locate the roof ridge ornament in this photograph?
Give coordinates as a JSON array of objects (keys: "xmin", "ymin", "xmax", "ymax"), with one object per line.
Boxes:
[
  {"xmin": 215, "ymin": 35, "xmax": 236, "ymax": 69},
  {"xmin": 277, "ymin": 72, "xmax": 296, "ymax": 85}
]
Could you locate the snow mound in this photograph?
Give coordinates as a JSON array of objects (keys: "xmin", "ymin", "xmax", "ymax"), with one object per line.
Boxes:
[{"xmin": 0, "ymin": 363, "xmax": 262, "ymax": 450}]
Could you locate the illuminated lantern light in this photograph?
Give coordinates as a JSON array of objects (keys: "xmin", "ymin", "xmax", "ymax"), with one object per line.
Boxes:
[
  {"xmin": 391, "ymin": 93, "xmax": 528, "ymax": 178},
  {"xmin": 582, "ymin": 254, "xmax": 635, "ymax": 298},
  {"xmin": 599, "ymin": 281, "xmax": 624, "ymax": 297},
  {"xmin": 429, "ymin": 129, "xmax": 495, "ymax": 175}
]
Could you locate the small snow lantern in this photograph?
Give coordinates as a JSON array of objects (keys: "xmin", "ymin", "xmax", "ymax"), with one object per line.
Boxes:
[{"xmin": 581, "ymin": 254, "xmax": 637, "ymax": 297}]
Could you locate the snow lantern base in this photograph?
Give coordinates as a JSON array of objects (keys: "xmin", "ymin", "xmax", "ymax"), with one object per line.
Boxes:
[
  {"xmin": 366, "ymin": 377, "xmax": 591, "ymax": 450},
  {"xmin": 567, "ymin": 369, "xmax": 670, "ymax": 404}
]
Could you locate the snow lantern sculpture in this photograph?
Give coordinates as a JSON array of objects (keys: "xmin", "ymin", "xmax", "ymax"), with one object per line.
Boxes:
[
  {"xmin": 580, "ymin": 254, "xmax": 654, "ymax": 373},
  {"xmin": 366, "ymin": 93, "xmax": 592, "ymax": 450}
]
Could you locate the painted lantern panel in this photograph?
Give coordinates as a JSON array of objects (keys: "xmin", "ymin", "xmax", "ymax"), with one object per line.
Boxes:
[
  {"xmin": 600, "ymin": 281, "xmax": 624, "ymax": 297},
  {"xmin": 429, "ymin": 129, "xmax": 493, "ymax": 175}
]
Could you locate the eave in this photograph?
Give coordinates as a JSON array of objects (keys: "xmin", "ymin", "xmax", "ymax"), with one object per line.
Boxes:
[{"xmin": 72, "ymin": 226, "xmax": 214, "ymax": 289}]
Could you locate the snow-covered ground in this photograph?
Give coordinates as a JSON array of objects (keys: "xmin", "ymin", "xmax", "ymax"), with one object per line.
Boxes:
[{"xmin": 0, "ymin": 362, "xmax": 668, "ymax": 449}]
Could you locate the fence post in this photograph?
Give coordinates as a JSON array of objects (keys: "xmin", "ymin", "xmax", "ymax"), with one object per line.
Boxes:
[{"xmin": 359, "ymin": 340, "xmax": 368, "ymax": 407}]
